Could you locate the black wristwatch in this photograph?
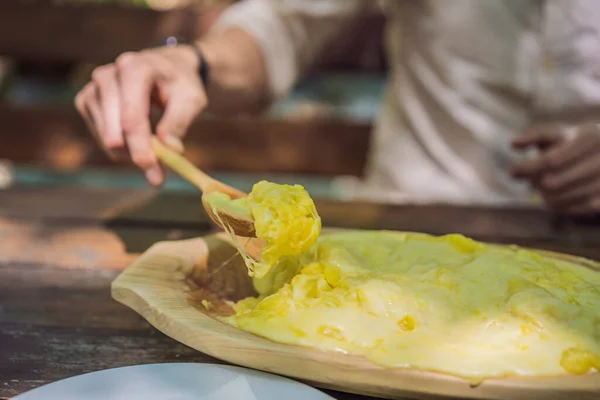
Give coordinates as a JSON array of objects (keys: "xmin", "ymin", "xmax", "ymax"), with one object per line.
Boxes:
[{"xmin": 164, "ymin": 36, "xmax": 210, "ymax": 88}]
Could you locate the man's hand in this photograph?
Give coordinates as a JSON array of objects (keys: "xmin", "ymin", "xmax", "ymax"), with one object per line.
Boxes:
[
  {"xmin": 74, "ymin": 45, "xmax": 207, "ymax": 187},
  {"xmin": 511, "ymin": 123, "xmax": 600, "ymax": 215}
]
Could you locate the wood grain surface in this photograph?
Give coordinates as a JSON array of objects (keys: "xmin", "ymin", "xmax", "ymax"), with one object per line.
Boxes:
[
  {"xmin": 0, "ymin": 2, "xmax": 200, "ymax": 63},
  {"xmin": 0, "ymin": 104, "xmax": 371, "ymax": 176},
  {"xmin": 2, "ymin": 185, "xmax": 600, "ymax": 400}
]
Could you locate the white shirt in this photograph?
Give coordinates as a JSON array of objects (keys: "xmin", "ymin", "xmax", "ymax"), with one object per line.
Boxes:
[{"xmin": 212, "ymin": 0, "xmax": 600, "ymax": 205}]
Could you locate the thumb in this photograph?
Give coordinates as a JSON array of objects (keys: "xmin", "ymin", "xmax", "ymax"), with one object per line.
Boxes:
[{"xmin": 155, "ymin": 83, "xmax": 206, "ymax": 152}]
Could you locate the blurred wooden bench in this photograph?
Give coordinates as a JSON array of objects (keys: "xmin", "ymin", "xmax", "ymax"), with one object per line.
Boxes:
[{"xmin": 0, "ymin": 1, "xmax": 383, "ymax": 177}]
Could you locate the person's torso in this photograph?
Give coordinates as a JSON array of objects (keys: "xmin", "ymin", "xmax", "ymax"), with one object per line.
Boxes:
[{"xmin": 359, "ymin": 0, "xmax": 600, "ymax": 205}]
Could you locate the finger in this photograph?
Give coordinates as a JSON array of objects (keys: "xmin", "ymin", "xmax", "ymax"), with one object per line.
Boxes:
[
  {"xmin": 155, "ymin": 82, "xmax": 205, "ymax": 151},
  {"xmin": 543, "ymin": 176, "xmax": 600, "ymax": 207},
  {"xmin": 92, "ymin": 64, "xmax": 124, "ymax": 151},
  {"xmin": 512, "ymin": 126, "xmax": 564, "ymax": 150},
  {"xmin": 536, "ymin": 132, "xmax": 597, "ymax": 174},
  {"xmin": 76, "ymin": 83, "xmax": 126, "ymax": 162},
  {"xmin": 511, "ymin": 131, "xmax": 593, "ymax": 179},
  {"xmin": 537, "ymin": 155, "xmax": 600, "ymax": 195},
  {"xmin": 561, "ymin": 195, "xmax": 600, "ymax": 216},
  {"xmin": 115, "ymin": 52, "xmax": 159, "ymax": 181},
  {"xmin": 82, "ymin": 85, "xmax": 106, "ymax": 145},
  {"xmin": 75, "ymin": 83, "xmax": 103, "ymax": 134},
  {"xmin": 511, "ymin": 154, "xmax": 547, "ymax": 178},
  {"xmin": 511, "ymin": 128, "xmax": 564, "ymax": 178},
  {"xmin": 75, "ymin": 84, "xmax": 97, "ymax": 135},
  {"xmin": 144, "ymin": 163, "xmax": 165, "ymax": 188},
  {"xmin": 88, "ymin": 100, "xmax": 125, "ymax": 163}
]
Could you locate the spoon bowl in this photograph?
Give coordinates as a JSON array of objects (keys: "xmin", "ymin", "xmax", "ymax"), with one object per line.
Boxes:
[
  {"xmin": 201, "ymin": 193, "xmax": 256, "ymax": 238},
  {"xmin": 151, "ymin": 137, "xmax": 257, "ymax": 238}
]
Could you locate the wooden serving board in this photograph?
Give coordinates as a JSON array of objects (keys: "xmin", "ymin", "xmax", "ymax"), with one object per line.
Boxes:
[{"xmin": 111, "ymin": 231, "xmax": 600, "ymax": 400}]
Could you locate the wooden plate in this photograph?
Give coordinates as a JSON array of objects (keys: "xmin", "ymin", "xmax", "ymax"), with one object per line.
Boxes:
[{"xmin": 111, "ymin": 231, "xmax": 600, "ymax": 400}]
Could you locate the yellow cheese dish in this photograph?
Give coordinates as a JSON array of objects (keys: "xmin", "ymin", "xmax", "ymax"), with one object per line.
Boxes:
[
  {"xmin": 207, "ymin": 181, "xmax": 600, "ymax": 382},
  {"xmin": 203, "ymin": 180, "xmax": 321, "ymax": 279}
]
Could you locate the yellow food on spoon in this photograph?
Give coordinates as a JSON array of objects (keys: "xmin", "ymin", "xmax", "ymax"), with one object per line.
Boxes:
[
  {"xmin": 205, "ymin": 181, "xmax": 600, "ymax": 383},
  {"xmin": 203, "ymin": 180, "xmax": 321, "ymax": 279}
]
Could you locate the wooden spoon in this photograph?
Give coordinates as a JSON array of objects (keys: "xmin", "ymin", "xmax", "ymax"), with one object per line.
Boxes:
[{"xmin": 151, "ymin": 137, "xmax": 256, "ymax": 238}]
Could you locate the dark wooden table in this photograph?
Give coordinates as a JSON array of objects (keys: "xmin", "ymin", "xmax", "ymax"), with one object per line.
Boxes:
[{"xmin": 2, "ymin": 185, "xmax": 600, "ymax": 400}]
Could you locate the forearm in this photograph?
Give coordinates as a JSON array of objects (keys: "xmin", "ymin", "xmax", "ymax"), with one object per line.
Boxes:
[
  {"xmin": 190, "ymin": 0, "xmax": 373, "ymax": 117},
  {"xmin": 196, "ymin": 27, "xmax": 270, "ymax": 116}
]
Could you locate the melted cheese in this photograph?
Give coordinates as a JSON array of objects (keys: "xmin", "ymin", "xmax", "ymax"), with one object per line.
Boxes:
[
  {"xmin": 207, "ymin": 181, "xmax": 600, "ymax": 382},
  {"xmin": 203, "ymin": 180, "xmax": 320, "ymax": 278}
]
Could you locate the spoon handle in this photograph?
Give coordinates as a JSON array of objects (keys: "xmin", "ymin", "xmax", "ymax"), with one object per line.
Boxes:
[
  {"xmin": 151, "ymin": 137, "xmax": 214, "ymax": 192},
  {"xmin": 151, "ymin": 137, "xmax": 246, "ymax": 198}
]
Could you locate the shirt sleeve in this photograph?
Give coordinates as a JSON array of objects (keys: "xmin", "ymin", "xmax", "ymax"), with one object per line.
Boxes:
[{"xmin": 209, "ymin": 0, "xmax": 375, "ymax": 100}]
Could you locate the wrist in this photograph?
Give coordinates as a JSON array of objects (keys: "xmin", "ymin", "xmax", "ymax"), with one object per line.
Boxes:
[{"xmin": 163, "ymin": 36, "xmax": 210, "ymax": 88}]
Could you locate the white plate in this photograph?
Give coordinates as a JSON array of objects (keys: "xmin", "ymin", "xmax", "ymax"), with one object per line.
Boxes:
[{"xmin": 13, "ymin": 363, "xmax": 336, "ymax": 400}]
